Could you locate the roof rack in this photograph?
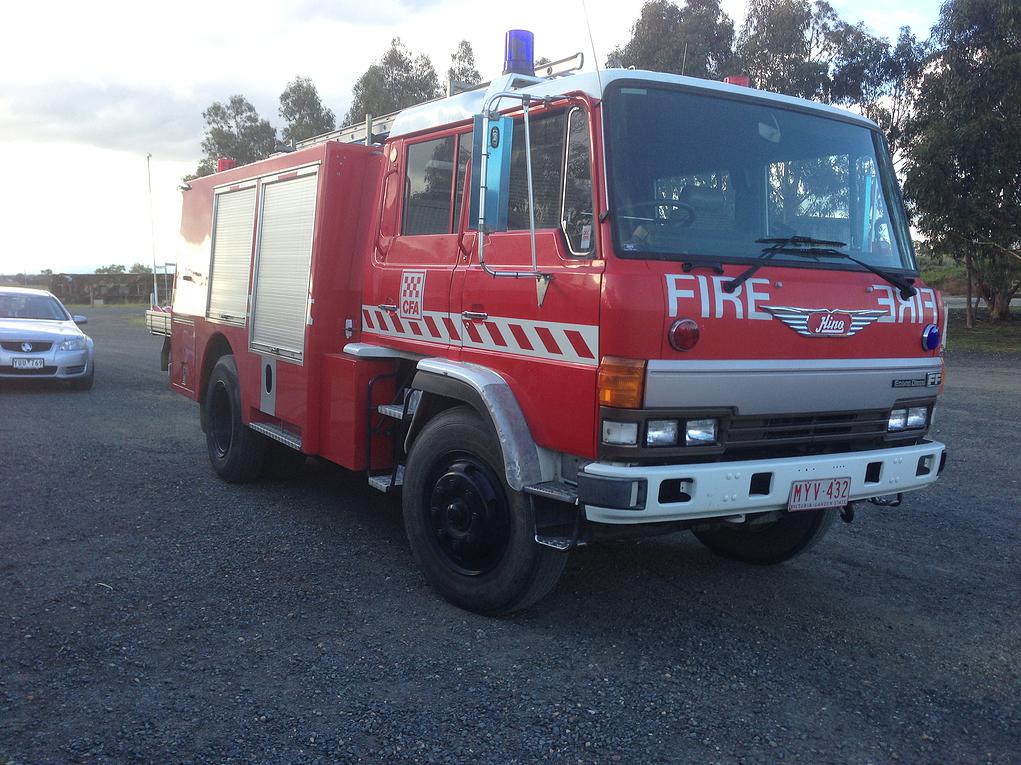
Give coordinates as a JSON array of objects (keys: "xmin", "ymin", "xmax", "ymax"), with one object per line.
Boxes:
[
  {"xmin": 293, "ymin": 51, "xmax": 585, "ymax": 150},
  {"xmin": 294, "ymin": 110, "xmax": 403, "ymax": 149}
]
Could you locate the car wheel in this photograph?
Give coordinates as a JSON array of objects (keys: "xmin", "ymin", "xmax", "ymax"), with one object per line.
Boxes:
[
  {"xmin": 71, "ymin": 363, "xmax": 95, "ymax": 391},
  {"xmin": 402, "ymin": 407, "xmax": 567, "ymax": 614},
  {"xmin": 692, "ymin": 506, "xmax": 838, "ymax": 564},
  {"xmin": 204, "ymin": 354, "xmax": 266, "ymax": 483}
]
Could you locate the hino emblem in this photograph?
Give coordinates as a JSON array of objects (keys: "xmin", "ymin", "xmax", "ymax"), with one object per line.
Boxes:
[
  {"xmin": 762, "ymin": 306, "xmax": 886, "ymax": 338},
  {"xmin": 20, "ymin": 342, "xmax": 33, "ymax": 352}
]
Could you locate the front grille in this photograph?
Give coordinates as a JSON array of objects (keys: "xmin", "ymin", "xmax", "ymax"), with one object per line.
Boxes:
[
  {"xmin": 1, "ymin": 341, "xmax": 53, "ymax": 352},
  {"xmin": 728, "ymin": 409, "xmax": 890, "ymax": 452},
  {"xmin": 64, "ymin": 365, "xmax": 86, "ymax": 374},
  {"xmin": 2, "ymin": 365, "xmax": 57, "ymax": 376}
]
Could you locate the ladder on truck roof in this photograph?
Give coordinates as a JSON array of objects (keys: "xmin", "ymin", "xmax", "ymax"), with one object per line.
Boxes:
[
  {"xmin": 294, "ymin": 110, "xmax": 403, "ymax": 149},
  {"xmin": 293, "ymin": 52, "xmax": 585, "ymax": 151}
]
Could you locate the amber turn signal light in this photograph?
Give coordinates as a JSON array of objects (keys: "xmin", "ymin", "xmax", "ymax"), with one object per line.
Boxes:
[{"xmin": 598, "ymin": 356, "xmax": 647, "ymax": 409}]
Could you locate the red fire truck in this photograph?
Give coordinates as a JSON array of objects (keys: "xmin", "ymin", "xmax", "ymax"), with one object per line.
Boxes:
[{"xmin": 149, "ymin": 32, "xmax": 947, "ymax": 613}]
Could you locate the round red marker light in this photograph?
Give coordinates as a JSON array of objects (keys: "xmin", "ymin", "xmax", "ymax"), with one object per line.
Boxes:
[{"xmin": 668, "ymin": 319, "xmax": 700, "ymax": 351}]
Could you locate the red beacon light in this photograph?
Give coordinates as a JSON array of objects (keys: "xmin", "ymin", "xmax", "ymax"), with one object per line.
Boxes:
[
  {"xmin": 724, "ymin": 75, "xmax": 751, "ymax": 87},
  {"xmin": 668, "ymin": 319, "xmax": 700, "ymax": 351},
  {"xmin": 217, "ymin": 157, "xmax": 237, "ymax": 173}
]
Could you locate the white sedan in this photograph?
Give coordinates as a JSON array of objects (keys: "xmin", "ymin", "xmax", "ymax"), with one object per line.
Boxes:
[{"xmin": 0, "ymin": 287, "xmax": 94, "ymax": 390}]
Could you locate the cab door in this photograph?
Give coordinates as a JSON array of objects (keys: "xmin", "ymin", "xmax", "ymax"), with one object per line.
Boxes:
[
  {"xmin": 363, "ymin": 132, "xmax": 471, "ymax": 356},
  {"xmin": 454, "ymin": 106, "xmax": 603, "ymax": 457}
]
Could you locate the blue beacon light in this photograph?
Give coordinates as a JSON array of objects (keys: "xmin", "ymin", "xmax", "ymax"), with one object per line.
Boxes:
[{"xmin": 503, "ymin": 29, "xmax": 535, "ymax": 75}]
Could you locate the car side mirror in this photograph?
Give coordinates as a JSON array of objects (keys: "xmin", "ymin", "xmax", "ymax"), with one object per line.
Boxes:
[
  {"xmin": 73, "ymin": 315, "xmax": 88, "ymax": 325},
  {"xmin": 469, "ymin": 113, "xmax": 513, "ymax": 232}
]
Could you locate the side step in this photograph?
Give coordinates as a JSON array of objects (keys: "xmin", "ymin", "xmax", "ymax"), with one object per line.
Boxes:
[
  {"xmin": 249, "ymin": 421, "xmax": 302, "ymax": 451},
  {"xmin": 524, "ymin": 481, "xmax": 585, "ymax": 550},
  {"xmin": 377, "ymin": 389, "xmax": 421, "ymax": 421},
  {"xmin": 368, "ymin": 465, "xmax": 405, "ymax": 493}
]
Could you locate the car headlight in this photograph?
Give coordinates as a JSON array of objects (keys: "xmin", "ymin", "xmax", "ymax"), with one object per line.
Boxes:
[
  {"xmin": 889, "ymin": 407, "xmax": 928, "ymax": 431},
  {"xmin": 645, "ymin": 419, "xmax": 679, "ymax": 447},
  {"xmin": 906, "ymin": 406, "xmax": 928, "ymax": 429},
  {"xmin": 59, "ymin": 336, "xmax": 87, "ymax": 351},
  {"xmin": 685, "ymin": 418, "xmax": 718, "ymax": 445}
]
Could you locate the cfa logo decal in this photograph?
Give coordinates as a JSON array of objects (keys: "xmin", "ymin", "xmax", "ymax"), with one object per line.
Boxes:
[{"xmin": 400, "ymin": 270, "xmax": 426, "ymax": 320}]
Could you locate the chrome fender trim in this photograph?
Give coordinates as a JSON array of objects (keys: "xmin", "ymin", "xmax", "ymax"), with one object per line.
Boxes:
[{"xmin": 410, "ymin": 359, "xmax": 546, "ymax": 491}]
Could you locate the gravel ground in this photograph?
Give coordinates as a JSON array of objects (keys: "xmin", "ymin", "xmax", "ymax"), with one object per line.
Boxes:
[{"xmin": 1, "ymin": 306, "xmax": 1018, "ymax": 764}]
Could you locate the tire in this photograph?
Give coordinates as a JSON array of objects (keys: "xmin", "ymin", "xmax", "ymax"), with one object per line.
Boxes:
[
  {"xmin": 71, "ymin": 363, "xmax": 94, "ymax": 391},
  {"xmin": 402, "ymin": 407, "xmax": 567, "ymax": 614},
  {"xmin": 692, "ymin": 506, "xmax": 839, "ymax": 565},
  {"xmin": 204, "ymin": 355, "xmax": 266, "ymax": 483}
]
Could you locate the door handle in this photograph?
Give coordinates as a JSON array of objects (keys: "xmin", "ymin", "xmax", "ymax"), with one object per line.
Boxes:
[
  {"xmin": 378, "ymin": 303, "xmax": 398, "ymax": 312},
  {"xmin": 461, "ymin": 310, "xmax": 488, "ymax": 321}
]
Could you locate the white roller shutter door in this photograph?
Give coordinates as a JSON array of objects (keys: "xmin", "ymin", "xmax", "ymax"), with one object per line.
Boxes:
[
  {"xmin": 207, "ymin": 187, "xmax": 256, "ymax": 323},
  {"xmin": 250, "ymin": 172, "xmax": 318, "ymax": 360}
]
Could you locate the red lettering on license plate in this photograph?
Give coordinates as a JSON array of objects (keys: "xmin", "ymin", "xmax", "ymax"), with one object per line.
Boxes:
[{"xmin": 788, "ymin": 477, "xmax": 851, "ymax": 511}]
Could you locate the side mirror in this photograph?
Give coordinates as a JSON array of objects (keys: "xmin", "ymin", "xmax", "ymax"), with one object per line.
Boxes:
[
  {"xmin": 469, "ymin": 114, "xmax": 514, "ymax": 232},
  {"xmin": 73, "ymin": 315, "xmax": 88, "ymax": 325}
]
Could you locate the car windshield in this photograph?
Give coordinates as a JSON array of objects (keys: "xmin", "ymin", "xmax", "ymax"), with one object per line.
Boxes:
[
  {"xmin": 0, "ymin": 293, "xmax": 69, "ymax": 320},
  {"xmin": 604, "ymin": 84, "xmax": 916, "ymax": 271}
]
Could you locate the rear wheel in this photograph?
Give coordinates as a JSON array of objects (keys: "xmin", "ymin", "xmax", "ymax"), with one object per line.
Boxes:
[
  {"xmin": 402, "ymin": 407, "xmax": 566, "ymax": 614},
  {"xmin": 204, "ymin": 355, "xmax": 266, "ymax": 483},
  {"xmin": 692, "ymin": 507, "xmax": 838, "ymax": 564}
]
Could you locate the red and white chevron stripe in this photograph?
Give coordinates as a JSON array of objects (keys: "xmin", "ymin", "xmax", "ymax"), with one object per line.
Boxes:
[{"xmin": 360, "ymin": 305, "xmax": 599, "ymax": 366}]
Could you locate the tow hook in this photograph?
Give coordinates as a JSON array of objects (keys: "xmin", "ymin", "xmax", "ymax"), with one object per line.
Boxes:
[
  {"xmin": 868, "ymin": 492, "xmax": 903, "ymax": 508},
  {"xmin": 840, "ymin": 502, "xmax": 855, "ymax": 524}
]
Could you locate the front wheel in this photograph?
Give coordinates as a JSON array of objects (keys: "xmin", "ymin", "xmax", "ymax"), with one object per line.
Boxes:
[
  {"xmin": 402, "ymin": 407, "xmax": 566, "ymax": 614},
  {"xmin": 204, "ymin": 354, "xmax": 266, "ymax": 483},
  {"xmin": 692, "ymin": 507, "xmax": 838, "ymax": 564}
]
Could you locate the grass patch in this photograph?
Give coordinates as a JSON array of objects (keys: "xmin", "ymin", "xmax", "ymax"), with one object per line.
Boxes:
[
  {"xmin": 920, "ymin": 262, "xmax": 968, "ymax": 294},
  {"xmin": 946, "ymin": 307, "xmax": 1021, "ymax": 354}
]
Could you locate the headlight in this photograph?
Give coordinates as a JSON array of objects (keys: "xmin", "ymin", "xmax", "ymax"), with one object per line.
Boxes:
[
  {"xmin": 889, "ymin": 407, "xmax": 928, "ymax": 431},
  {"xmin": 59, "ymin": 337, "xmax": 87, "ymax": 351},
  {"xmin": 645, "ymin": 419, "xmax": 679, "ymax": 447},
  {"xmin": 602, "ymin": 420, "xmax": 638, "ymax": 446},
  {"xmin": 906, "ymin": 406, "xmax": 928, "ymax": 428},
  {"xmin": 685, "ymin": 418, "xmax": 718, "ymax": 445}
]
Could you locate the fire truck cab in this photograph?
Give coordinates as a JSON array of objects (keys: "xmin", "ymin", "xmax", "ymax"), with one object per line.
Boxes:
[{"xmin": 152, "ymin": 33, "xmax": 946, "ymax": 613}]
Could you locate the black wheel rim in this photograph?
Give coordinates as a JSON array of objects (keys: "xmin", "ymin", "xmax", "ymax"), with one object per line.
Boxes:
[
  {"xmin": 425, "ymin": 455, "xmax": 511, "ymax": 576},
  {"xmin": 209, "ymin": 380, "xmax": 233, "ymax": 458}
]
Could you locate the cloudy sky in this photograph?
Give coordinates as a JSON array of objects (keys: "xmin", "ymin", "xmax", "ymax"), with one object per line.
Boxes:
[{"xmin": 0, "ymin": 0, "xmax": 942, "ymax": 275}]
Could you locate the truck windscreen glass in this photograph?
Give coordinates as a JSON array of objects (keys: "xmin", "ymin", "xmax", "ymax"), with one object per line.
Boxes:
[{"xmin": 603, "ymin": 84, "xmax": 917, "ymax": 272}]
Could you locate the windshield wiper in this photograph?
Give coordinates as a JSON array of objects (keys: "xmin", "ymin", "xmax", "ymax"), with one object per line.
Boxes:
[
  {"xmin": 724, "ymin": 237, "xmax": 844, "ymax": 293},
  {"xmin": 725, "ymin": 236, "xmax": 917, "ymax": 299}
]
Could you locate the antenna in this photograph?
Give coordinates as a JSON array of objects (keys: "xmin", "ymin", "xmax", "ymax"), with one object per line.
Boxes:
[
  {"xmin": 145, "ymin": 153, "xmax": 158, "ymax": 307},
  {"xmin": 580, "ymin": 0, "xmax": 603, "ymax": 94}
]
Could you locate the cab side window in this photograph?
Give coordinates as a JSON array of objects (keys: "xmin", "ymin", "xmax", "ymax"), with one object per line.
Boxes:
[
  {"xmin": 507, "ymin": 112, "xmax": 566, "ymax": 230},
  {"xmin": 402, "ymin": 136, "xmax": 455, "ymax": 235},
  {"xmin": 562, "ymin": 108, "xmax": 594, "ymax": 256}
]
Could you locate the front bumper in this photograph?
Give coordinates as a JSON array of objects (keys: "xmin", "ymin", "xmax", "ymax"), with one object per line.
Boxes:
[
  {"xmin": 580, "ymin": 440, "xmax": 946, "ymax": 524},
  {"xmin": 0, "ymin": 348, "xmax": 91, "ymax": 379}
]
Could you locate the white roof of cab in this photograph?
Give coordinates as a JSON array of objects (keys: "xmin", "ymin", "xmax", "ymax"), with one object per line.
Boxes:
[{"xmin": 388, "ymin": 68, "xmax": 879, "ymax": 138}]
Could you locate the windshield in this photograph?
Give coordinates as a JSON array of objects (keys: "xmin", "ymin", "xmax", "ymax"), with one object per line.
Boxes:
[
  {"xmin": 0, "ymin": 293, "xmax": 69, "ymax": 320},
  {"xmin": 604, "ymin": 84, "xmax": 916, "ymax": 271}
]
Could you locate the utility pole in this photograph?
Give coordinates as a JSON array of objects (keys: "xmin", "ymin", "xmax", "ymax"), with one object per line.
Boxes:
[{"xmin": 146, "ymin": 153, "xmax": 159, "ymax": 306}]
